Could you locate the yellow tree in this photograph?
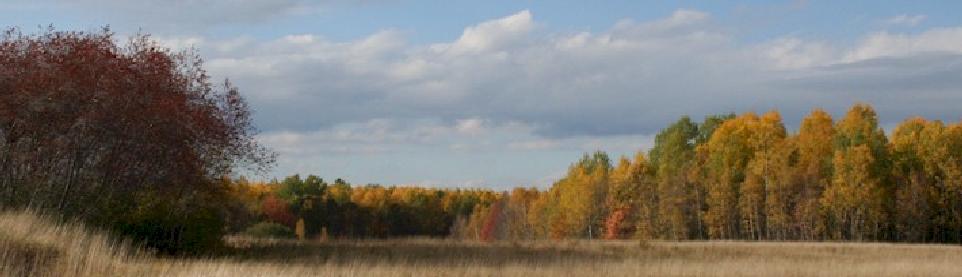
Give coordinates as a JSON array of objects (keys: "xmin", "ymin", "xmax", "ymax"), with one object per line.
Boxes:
[
  {"xmin": 740, "ymin": 111, "xmax": 788, "ymax": 240},
  {"xmin": 760, "ymin": 138, "xmax": 799, "ymax": 240},
  {"xmin": 687, "ymin": 111, "xmax": 787, "ymax": 240},
  {"xmin": 549, "ymin": 171, "xmax": 586, "ymax": 239},
  {"xmin": 605, "ymin": 153, "xmax": 654, "ymax": 239},
  {"xmin": 794, "ymin": 109, "xmax": 835, "ymax": 240},
  {"xmin": 703, "ymin": 113, "xmax": 759, "ymax": 239},
  {"xmin": 700, "ymin": 111, "xmax": 787, "ymax": 240},
  {"xmin": 527, "ymin": 190, "xmax": 555, "ymax": 239},
  {"xmin": 822, "ymin": 103, "xmax": 889, "ymax": 241},
  {"xmin": 547, "ymin": 152, "xmax": 610, "ymax": 239}
]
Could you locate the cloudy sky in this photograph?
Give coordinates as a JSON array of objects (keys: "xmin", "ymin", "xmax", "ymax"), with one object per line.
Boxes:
[{"xmin": 5, "ymin": 1, "xmax": 962, "ymax": 189}]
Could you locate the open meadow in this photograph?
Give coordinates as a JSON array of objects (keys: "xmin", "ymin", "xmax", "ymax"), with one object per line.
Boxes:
[{"xmin": 4, "ymin": 211, "xmax": 962, "ymax": 277}]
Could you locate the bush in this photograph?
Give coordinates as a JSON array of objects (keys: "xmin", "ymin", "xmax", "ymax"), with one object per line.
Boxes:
[
  {"xmin": 112, "ymin": 191, "xmax": 228, "ymax": 255},
  {"xmin": 244, "ymin": 222, "xmax": 296, "ymax": 239}
]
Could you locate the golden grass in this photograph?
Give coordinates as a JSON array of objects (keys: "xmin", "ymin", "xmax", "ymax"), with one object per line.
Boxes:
[{"xmin": 3, "ymin": 210, "xmax": 962, "ymax": 276}]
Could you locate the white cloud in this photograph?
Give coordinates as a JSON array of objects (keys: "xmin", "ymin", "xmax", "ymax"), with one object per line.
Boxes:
[
  {"xmin": 762, "ymin": 37, "xmax": 837, "ymax": 69},
  {"xmin": 843, "ymin": 27, "xmax": 962, "ymax": 62},
  {"xmin": 885, "ymin": 14, "xmax": 927, "ymax": 27},
  {"xmin": 283, "ymin": 34, "xmax": 317, "ymax": 45},
  {"xmin": 154, "ymin": 36, "xmax": 205, "ymax": 51},
  {"xmin": 435, "ymin": 10, "xmax": 534, "ymax": 55},
  {"xmin": 455, "ymin": 118, "xmax": 487, "ymax": 136},
  {"xmin": 613, "ymin": 9, "xmax": 709, "ymax": 34}
]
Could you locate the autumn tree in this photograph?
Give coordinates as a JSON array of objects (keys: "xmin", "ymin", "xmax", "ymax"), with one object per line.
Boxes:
[
  {"xmin": 649, "ymin": 117, "xmax": 699, "ymax": 239},
  {"xmin": 605, "ymin": 153, "xmax": 653, "ymax": 239},
  {"xmin": 262, "ymin": 194, "xmax": 296, "ymax": 228},
  {"xmin": 888, "ymin": 118, "xmax": 962, "ymax": 242},
  {"xmin": 740, "ymin": 111, "xmax": 789, "ymax": 240},
  {"xmin": 702, "ymin": 113, "xmax": 759, "ymax": 239},
  {"xmin": 546, "ymin": 152, "xmax": 610, "ymax": 239},
  {"xmin": 504, "ymin": 187, "xmax": 540, "ymax": 239},
  {"xmin": 822, "ymin": 104, "xmax": 890, "ymax": 240},
  {"xmin": 0, "ymin": 28, "xmax": 272, "ymax": 254},
  {"xmin": 794, "ymin": 109, "xmax": 835, "ymax": 239}
]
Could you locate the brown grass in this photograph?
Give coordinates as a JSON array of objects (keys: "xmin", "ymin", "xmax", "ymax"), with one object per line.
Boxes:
[{"xmin": 3, "ymin": 210, "xmax": 962, "ymax": 276}]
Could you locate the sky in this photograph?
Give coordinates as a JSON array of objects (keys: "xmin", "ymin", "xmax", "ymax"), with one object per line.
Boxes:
[{"xmin": 4, "ymin": 1, "xmax": 962, "ymax": 189}]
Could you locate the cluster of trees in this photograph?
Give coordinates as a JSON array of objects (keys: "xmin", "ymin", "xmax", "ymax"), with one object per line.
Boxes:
[
  {"xmin": 467, "ymin": 104, "xmax": 962, "ymax": 243},
  {"xmin": 223, "ymin": 175, "xmax": 500, "ymax": 239},
  {"xmin": 259, "ymin": 104, "xmax": 962, "ymax": 244},
  {"xmin": 0, "ymin": 28, "xmax": 272, "ymax": 254}
]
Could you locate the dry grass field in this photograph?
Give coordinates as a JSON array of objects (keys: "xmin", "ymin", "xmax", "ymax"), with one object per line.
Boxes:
[{"xmin": 4, "ymin": 210, "xmax": 962, "ymax": 277}]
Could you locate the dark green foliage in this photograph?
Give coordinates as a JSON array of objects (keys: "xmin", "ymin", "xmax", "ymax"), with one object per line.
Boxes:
[
  {"xmin": 649, "ymin": 116, "xmax": 699, "ymax": 172},
  {"xmin": 277, "ymin": 174, "xmax": 326, "ymax": 203}
]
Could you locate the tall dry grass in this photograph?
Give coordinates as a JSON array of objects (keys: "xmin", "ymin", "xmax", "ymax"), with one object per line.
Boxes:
[
  {"xmin": 0, "ymin": 210, "xmax": 139, "ymax": 276},
  {"xmin": 3, "ymin": 210, "xmax": 962, "ymax": 276}
]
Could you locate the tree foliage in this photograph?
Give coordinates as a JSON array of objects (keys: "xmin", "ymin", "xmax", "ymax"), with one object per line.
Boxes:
[{"xmin": 0, "ymin": 28, "xmax": 272, "ymax": 254}]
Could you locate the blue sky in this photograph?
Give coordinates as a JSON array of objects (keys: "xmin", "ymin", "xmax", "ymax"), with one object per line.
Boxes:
[{"xmin": 4, "ymin": 1, "xmax": 962, "ymax": 188}]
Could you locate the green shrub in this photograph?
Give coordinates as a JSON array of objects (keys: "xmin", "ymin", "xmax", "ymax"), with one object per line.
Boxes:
[{"xmin": 244, "ymin": 222, "xmax": 296, "ymax": 239}]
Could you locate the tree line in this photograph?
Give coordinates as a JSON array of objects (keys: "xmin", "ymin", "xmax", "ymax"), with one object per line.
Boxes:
[
  {"xmin": 466, "ymin": 105, "xmax": 962, "ymax": 243},
  {"xmin": 223, "ymin": 175, "xmax": 499, "ymax": 239},
  {"xmin": 241, "ymin": 104, "xmax": 962, "ymax": 244}
]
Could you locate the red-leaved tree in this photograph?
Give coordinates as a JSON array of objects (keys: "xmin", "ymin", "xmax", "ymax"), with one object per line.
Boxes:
[
  {"xmin": 0, "ymin": 27, "xmax": 273, "ymax": 253},
  {"xmin": 262, "ymin": 195, "xmax": 296, "ymax": 228}
]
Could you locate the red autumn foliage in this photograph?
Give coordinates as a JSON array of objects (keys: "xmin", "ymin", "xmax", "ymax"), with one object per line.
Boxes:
[
  {"xmin": 480, "ymin": 200, "xmax": 503, "ymax": 242},
  {"xmin": 0, "ymin": 27, "xmax": 273, "ymax": 253},
  {"xmin": 262, "ymin": 195, "xmax": 296, "ymax": 228},
  {"xmin": 0, "ymin": 27, "xmax": 273, "ymax": 215},
  {"xmin": 603, "ymin": 207, "xmax": 632, "ymax": 240}
]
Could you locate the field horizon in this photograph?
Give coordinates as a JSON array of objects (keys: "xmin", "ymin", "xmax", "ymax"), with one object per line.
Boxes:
[{"xmin": 4, "ymin": 210, "xmax": 962, "ymax": 277}]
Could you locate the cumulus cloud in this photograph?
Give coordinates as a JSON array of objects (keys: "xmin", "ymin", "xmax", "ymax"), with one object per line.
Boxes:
[
  {"xmin": 761, "ymin": 38, "xmax": 836, "ymax": 69},
  {"xmin": 843, "ymin": 27, "xmax": 962, "ymax": 62},
  {"xmin": 435, "ymin": 10, "xmax": 534, "ymax": 55}
]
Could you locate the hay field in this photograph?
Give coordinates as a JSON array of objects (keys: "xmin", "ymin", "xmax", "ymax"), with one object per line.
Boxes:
[{"xmin": 3, "ymin": 211, "xmax": 961, "ymax": 277}]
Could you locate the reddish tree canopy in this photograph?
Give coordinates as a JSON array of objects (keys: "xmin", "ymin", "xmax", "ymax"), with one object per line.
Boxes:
[{"xmin": 0, "ymin": 27, "xmax": 273, "ymax": 218}]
